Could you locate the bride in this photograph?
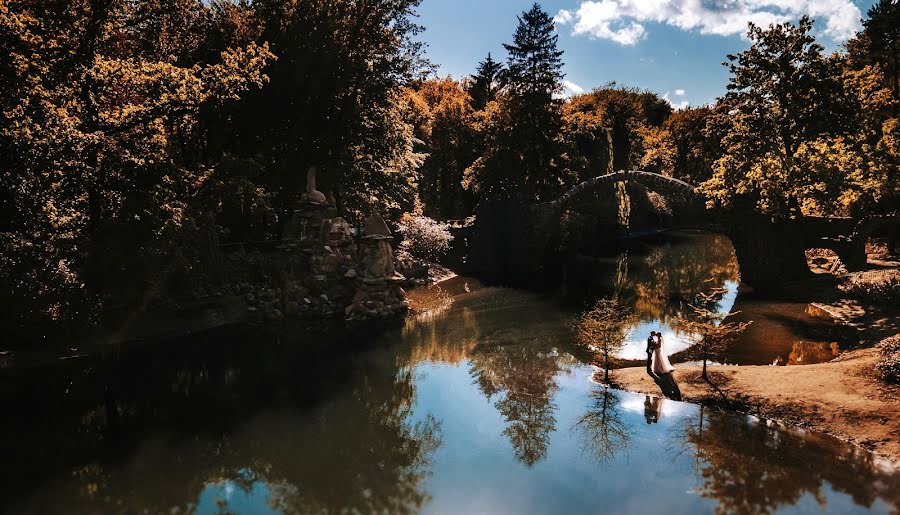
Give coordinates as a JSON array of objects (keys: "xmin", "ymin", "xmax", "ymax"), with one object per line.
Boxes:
[
  {"xmin": 646, "ymin": 331, "xmax": 682, "ymax": 401},
  {"xmin": 651, "ymin": 331, "xmax": 675, "ymax": 375}
]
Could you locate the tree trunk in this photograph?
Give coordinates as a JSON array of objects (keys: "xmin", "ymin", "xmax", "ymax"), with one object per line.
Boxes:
[
  {"xmin": 604, "ymin": 350, "xmax": 610, "ymax": 384},
  {"xmin": 727, "ymin": 211, "xmax": 811, "ymax": 289}
]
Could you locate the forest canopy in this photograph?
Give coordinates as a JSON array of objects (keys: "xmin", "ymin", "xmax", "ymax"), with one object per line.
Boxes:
[{"xmin": 1, "ymin": 0, "xmax": 897, "ymax": 336}]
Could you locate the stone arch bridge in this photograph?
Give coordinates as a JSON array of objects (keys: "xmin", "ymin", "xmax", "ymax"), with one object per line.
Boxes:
[{"xmin": 467, "ymin": 170, "xmax": 890, "ymax": 289}]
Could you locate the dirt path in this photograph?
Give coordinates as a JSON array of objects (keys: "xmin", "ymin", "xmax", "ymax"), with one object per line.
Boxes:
[{"xmin": 613, "ymin": 347, "xmax": 900, "ymax": 465}]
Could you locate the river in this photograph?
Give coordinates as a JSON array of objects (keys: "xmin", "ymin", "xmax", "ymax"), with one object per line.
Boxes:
[{"xmin": 1, "ymin": 232, "xmax": 896, "ymax": 514}]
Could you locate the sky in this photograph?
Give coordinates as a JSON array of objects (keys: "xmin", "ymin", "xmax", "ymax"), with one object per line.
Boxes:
[{"xmin": 415, "ymin": 0, "xmax": 879, "ymax": 108}]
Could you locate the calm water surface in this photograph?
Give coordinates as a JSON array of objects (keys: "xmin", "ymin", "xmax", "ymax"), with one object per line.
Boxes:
[{"xmin": 1, "ymin": 233, "xmax": 895, "ymax": 514}]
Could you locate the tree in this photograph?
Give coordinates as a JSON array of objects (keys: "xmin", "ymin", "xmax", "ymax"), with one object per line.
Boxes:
[
  {"xmin": 842, "ymin": 4, "xmax": 900, "ymax": 218},
  {"xmin": 641, "ymin": 106, "xmax": 717, "ymax": 184},
  {"xmin": 466, "ymin": 3, "xmax": 570, "ymax": 202},
  {"xmin": 225, "ymin": 0, "xmax": 430, "ymax": 222},
  {"xmin": 848, "ymin": 0, "xmax": 900, "ymax": 102},
  {"xmin": 703, "ymin": 17, "xmax": 847, "ymax": 219},
  {"xmin": 468, "ymin": 53, "xmax": 504, "ymax": 111},
  {"xmin": 678, "ymin": 291, "xmax": 751, "ymax": 382},
  {"xmin": 564, "ymin": 87, "xmax": 671, "ymax": 179},
  {"xmin": 503, "ymin": 4, "xmax": 564, "ymax": 99},
  {"xmin": 575, "ymin": 299, "xmax": 633, "ymax": 384},
  {"xmin": 0, "ymin": 0, "xmax": 273, "ymax": 335},
  {"xmin": 574, "ymin": 388, "xmax": 630, "ymax": 463},
  {"xmin": 402, "ymin": 78, "xmax": 478, "ymax": 219}
]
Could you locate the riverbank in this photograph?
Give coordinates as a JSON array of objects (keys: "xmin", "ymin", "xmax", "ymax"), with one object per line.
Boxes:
[{"xmin": 614, "ymin": 345, "xmax": 900, "ymax": 465}]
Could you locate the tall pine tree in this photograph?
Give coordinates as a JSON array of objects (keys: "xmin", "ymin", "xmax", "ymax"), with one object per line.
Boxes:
[{"xmin": 503, "ymin": 4, "xmax": 564, "ymax": 99}]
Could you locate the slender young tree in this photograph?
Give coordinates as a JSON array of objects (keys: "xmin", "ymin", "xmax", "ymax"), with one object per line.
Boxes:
[
  {"xmin": 678, "ymin": 291, "xmax": 751, "ymax": 383},
  {"xmin": 576, "ymin": 299, "xmax": 633, "ymax": 385}
]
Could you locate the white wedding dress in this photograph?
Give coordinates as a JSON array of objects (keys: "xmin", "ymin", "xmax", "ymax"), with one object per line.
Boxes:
[{"xmin": 652, "ymin": 337, "xmax": 676, "ymax": 375}]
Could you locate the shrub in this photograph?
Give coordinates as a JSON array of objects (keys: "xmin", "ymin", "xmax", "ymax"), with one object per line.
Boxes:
[
  {"xmin": 397, "ymin": 215, "xmax": 454, "ymax": 261},
  {"xmin": 876, "ymin": 335, "xmax": 900, "ymax": 384},
  {"xmin": 840, "ymin": 270, "xmax": 900, "ymax": 305}
]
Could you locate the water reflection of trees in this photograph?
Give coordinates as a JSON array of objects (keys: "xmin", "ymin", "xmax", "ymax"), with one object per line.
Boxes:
[
  {"xmin": 680, "ymin": 408, "xmax": 900, "ymax": 515},
  {"xmin": 470, "ymin": 343, "xmax": 564, "ymax": 466},
  {"xmin": 397, "ymin": 286, "xmax": 585, "ymax": 467},
  {"xmin": 569, "ymin": 233, "xmax": 739, "ymax": 330},
  {"xmin": 574, "ymin": 388, "xmax": 631, "ymax": 464},
  {"xmin": 2, "ymin": 329, "xmax": 443, "ymax": 514},
  {"xmin": 624, "ymin": 234, "xmax": 739, "ymax": 326}
]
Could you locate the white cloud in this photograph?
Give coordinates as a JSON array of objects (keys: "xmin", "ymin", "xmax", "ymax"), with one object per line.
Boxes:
[
  {"xmin": 553, "ymin": 9, "xmax": 574, "ymax": 25},
  {"xmin": 555, "ymin": 0, "xmax": 862, "ymax": 46},
  {"xmin": 562, "ymin": 79, "xmax": 586, "ymax": 98},
  {"xmin": 663, "ymin": 91, "xmax": 689, "ymax": 110}
]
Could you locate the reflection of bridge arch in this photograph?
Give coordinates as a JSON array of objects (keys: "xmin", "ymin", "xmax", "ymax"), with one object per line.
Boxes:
[{"xmin": 537, "ymin": 170, "xmax": 699, "ymax": 216}]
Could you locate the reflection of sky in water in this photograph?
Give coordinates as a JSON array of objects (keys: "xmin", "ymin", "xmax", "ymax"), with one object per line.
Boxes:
[
  {"xmin": 405, "ymin": 361, "xmax": 893, "ymax": 515},
  {"xmin": 193, "ymin": 470, "xmax": 279, "ymax": 515},
  {"xmin": 168, "ymin": 359, "xmax": 896, "ymax": 514},
  {"xmin": 617, "ymin": 280, "xmax": 739, "ymax": 360}
]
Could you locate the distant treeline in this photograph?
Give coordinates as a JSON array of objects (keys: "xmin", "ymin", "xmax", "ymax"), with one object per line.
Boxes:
[{"xmin": 0, "ymin": 0, "xmax": 897, "ymax": 336}]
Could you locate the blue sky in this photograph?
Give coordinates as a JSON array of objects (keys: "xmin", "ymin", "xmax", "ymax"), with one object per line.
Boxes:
[{"xmin": 416, "ymin": 0, "xmax": 878, "ymax": 107}]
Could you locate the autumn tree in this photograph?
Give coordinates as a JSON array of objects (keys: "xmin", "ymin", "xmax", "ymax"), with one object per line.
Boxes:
[
  {"xmin": 0, "ymin": 0, "xmax": 273, "ymax": 335},
  {"xmin": 641, "ymin": 106, "xmax": 717, "ymax": 184},
  {"xmin": 702, "ymin": 17, "xmax": 848, "ymax": 219},
  {"xmin": 225, "ymin": 0, "xmax": 430, "ymax": 221},
  {"xmin": 401, "ymin": 78, "xmax": 478, "ymax": 219},
  {"xmin": 576, "ymin": 298, "xmax": 633, "ymax": 384},
  {"xmin": 847, "ymin": 0, "xmax": 900, "ymax": 102},
  {"xmin": 565, "ymin": 87, "xmax": 671, "ymax": 176},
  {"xmin": 842, "ymin": 3, "xmax": 900, "ymax": 218}
]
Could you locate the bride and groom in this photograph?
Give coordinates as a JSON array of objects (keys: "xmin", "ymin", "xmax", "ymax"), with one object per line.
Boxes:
[{"xmin": 646, "ymin": 331, "xmax": 682, "ymax": 401}]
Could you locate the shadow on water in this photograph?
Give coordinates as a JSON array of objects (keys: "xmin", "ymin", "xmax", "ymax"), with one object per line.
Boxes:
[{"xmin": 1, "ymin": 232, "xmax": 897, "ymax": 514}]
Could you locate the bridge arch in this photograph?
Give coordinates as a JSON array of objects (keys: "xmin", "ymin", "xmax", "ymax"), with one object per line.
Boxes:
[{"xmin": 536, "ymin": 170, "xmax": 700, "ymax": 217}]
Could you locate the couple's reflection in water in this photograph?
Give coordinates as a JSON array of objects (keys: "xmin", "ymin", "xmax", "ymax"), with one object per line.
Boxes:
[{"xmin": 643, "ymin": 394, "xmax": 664, "ymax": 424}]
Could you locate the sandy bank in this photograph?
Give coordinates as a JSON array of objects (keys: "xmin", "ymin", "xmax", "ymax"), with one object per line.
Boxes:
[{"xmin": 613, "ymin": 346, "xmax": 900, "ymax": 464}]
